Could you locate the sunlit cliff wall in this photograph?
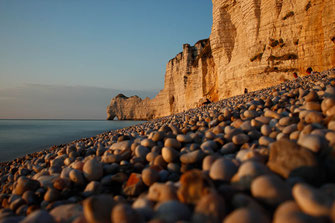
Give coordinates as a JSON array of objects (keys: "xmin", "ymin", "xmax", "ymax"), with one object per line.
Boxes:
[{"xmin": 107, "ymin": 0, "xmax": 335, "ymax": 120}]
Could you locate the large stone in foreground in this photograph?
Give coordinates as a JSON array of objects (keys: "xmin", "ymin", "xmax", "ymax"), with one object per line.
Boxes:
[
  {"xmin": 177, "ymin": 170, "xmax": 214, "ymax": 205},
  {"xmin": 267, "ymin": 139, "xmax": 317, "ymax": 178}
]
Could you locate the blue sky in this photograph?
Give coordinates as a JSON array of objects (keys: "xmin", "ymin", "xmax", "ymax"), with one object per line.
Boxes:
[{"xmin": 0, "ymin": 0, "xmax": 212, "ymax": 119}]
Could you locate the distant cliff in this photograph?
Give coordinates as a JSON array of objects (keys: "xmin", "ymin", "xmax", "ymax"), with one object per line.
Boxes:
[{"xmin": 107, "ymin": 0, "xmax": 335, "ymax": 120}]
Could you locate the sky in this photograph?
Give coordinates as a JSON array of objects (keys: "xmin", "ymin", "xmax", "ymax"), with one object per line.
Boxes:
[{"xmin": 0, "ymin": 0, "xmax": 213, "ymax": 119}]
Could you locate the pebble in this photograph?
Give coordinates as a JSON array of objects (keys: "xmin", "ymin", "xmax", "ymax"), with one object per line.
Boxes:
[
  {"xmin": 155, "ymin": 200, "xmax": 191, "ymax": 223},
  {"xmin": 176, "ymin": 134, "xmax": 192, "ymax": 143},
  {"xmin": 282, "ymin": 124, "xmax": 297, "ymax": 134},
  {"xmin": 258, "ymin": 136, "xmax": 275, "ymax": 146},
  {"xmin": 13, "ymin": 177, "xmax": 40, "ymax": 195},
  {"xmin": 209, "ymin": 158, "xmax": 237, "ymax": 181},
  {"xmin": 50, "ymin": 204, "xmax": 83, "ymax": 223},
  {"xmin": 21, "ymin": 210, "xmax": 55, "ymax": 223},
  {"xmin": 304, "ymin": 111, "xmax": 323, "ymax": 124},
  {"xmin": 223, "ymin": 207, "xmax": 270, "ymax": 223},
  {"xmin": 161, "ymin": 147, "xmax": 179, "ymax": 163},
  {"xmin": 111, "ymin": 203, "xmax": 142, "ymax": 223},
  {"xmin": 37, "ymin": 175, "xmax": 58, "ymax": 189},
  {"xmin": 305, "ymin": 101, "xmax": 321, "ymax": 111},
  {"xmin": 69, "ymin": 169, "xmax": 85, "ymax": 185},
  {"xmin": 132, "ymin": 198, "xmax": 154, "ymax": 220},
  {"xmin": 44, "ymin": 188, "xmax": 60, "ymax": 202},
  {"xmin": 180, "ymin": 150, "xmax": 205, "ymax": 164},
  {"xmin": 289, "ymin": 131, "xmax": 300, "ymax": 140},
  {"xmin": 267, "ymin": 139, "xmax": 317, "ymax": 178},
  {"xmin": 231, "ymin": 193, "xmax": 266, "ymax": 212},
  {"xmin": 325, "ymin": 86, "xmax": 335, "ymax": 98},
  {"xmin": 321, "ymin": 98, "xmax": 335, "ymax": 113},
  {"xmin": 193, "ymin": 192, "xmax": 225, "ymax": 223},
  {"xmin": 255, "ymin": 116, "xmax": 271, "ymax": 124},
  {"xmin": 140, "ymin": 138, "xmax": 155, "ymax": 148},
  {"xmin": 147, "ymin": 183, "xmax": 177, "ymax": 202},
  {"xmin": 164, "ymin": 138, "xmax": 181, "ymax": 149},
  {"xmin": 326, "ymin": 105, "xmax": 335, "ymax": 116},
  {"xmin": 0, "ymin": 216, "xmax": 24, "ymax": 223},
  {"xmin": 167, "ymin": 163, "xmax": 180, "ymax": 172},
  {"xmin": 220, "ymin": 142, "xmax": 236, "ymax": 154},
  {"xmin": 305, "ymin": 90, "xmax": 319, "ymax": 102},
  {"xmin": 178, "ymin": 170, "xmax": 213, "ymax": 204},
  {"xmin": 84, "ymin": 181, "xmax": 101, "ymax": 194},
  {"xmin": 142, "ymin": 168, "xmax": 159, "ymax": 186},
  {"xmin": 297, "ymin": 134, "xmax": 327, "ymax": 153},
  {"xmin": 326, "ymin": 131, "xmax": 335, "ymax": 146},
  {"xmin": 331, "ymin": 202, "xmax": 335, "ymax": 223},
  {"xmin": 22, "ymin": 191, "xmax": 37, "ymax": 205},
  {"xmin": 202, "ymin": 155, "xmax": 219, "ymax": 171},
  {"xmin": 251, "ymin": 174, "xmax": 292, "ymax": 206},
  {"xmin": 151, "ymin": 131, "xmax": 164, "ymax": 142},
  {"xmin": 328, "ymin": 121, "xmax": 335, "ymax": 131},
  {"xmin": 123, "ymin": 173, "xmax": 145, "ymax": 197},
  {"xmin": 83, "ymin": 158, "xmax": 103, "ymax": 181},
  {"xmin": 260, "ymin": 125, "xmax": 271, "ymax": 136},
  {"xmin": 244, "ymin": 110, "xmax": 257, "ymax": 119},
  {"xmin": 292, "ymin": 183, "xmax": 333, "ymax": 217},
  {"xmin": 264, "ymin": 110, "xmax": 281, "ymax": 119},
  {"xmin": 231, "ymin": 161, "xmax": 271, "ymax": 189},
  {"xmin": 9, "ymin": 197, "xmax": 24, "ymax": 211},
  {"xmin": 60, "ymin": 167, "xmax": 72, "ymax": 179},
  {"xmin": 232, "ymin": 133, "xmax": 249, "ymax": 145},
  {"xmin": 240, "ymin": 121, "xmax": 253, "ymax": 132},
  {"xmin": 83, "ymin": 194, "xmax": 115, "ymax": 223},
  {"xmin": 200, "ymin": 140, "xmax": 218, "ymax": 153},
  {"xmin": 135, "ymin": 145, "xmax": 150, "ymax": 160},
  {"xmin": 110, "ymin": 140, "xmax": 131, "ymax": 151},
  {"xmin": 273, "ymin": 201, "xmax": 319, "ymax": 223}
]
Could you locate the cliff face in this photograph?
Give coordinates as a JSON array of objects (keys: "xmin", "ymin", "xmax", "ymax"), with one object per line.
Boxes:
[
  {"xmin": 211, "ymin": 0, "xmax": 335, "ymax": 97},
  {"xmin": 107, "ymin": 40, "xmax": 218, "ymax": 120},
  {"xmin": 107, "ymin": 0, "xmax": 335, "ymax": 120}
]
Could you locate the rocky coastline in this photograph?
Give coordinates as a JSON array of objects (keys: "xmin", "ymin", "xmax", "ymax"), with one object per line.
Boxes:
[
  {"xmin": 1, "ymin": 68, "xmax": 335, "ymax": 222},
  {"xmin": 107, "ymin": 0, "xmax": 335, "ymax": 120}
]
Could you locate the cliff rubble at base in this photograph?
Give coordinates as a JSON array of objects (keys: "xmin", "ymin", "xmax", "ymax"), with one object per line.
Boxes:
[{"xmin": 107, "ymin": 0, "xmax": 335, "ymax": 120}]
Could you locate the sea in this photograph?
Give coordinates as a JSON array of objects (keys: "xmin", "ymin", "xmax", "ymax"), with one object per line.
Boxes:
[{"xmin": 0, "ymin": 119, "xmax": 143, "ymax": 162}]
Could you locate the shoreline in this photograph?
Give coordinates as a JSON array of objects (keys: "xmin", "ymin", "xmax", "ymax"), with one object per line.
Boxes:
[
  {"xmin": 1, "ymin": 68, "xmax": 335, "ymax": 222},
  {"xmin": 0, "ymin": 120, "xmax": 143, "ymax": 164}
]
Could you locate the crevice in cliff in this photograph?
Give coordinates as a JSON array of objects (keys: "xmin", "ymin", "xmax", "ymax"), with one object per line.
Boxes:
[
  {"xmin": 275, "ymin": 0, "xmax": 283, "ymax": 17},
  {"xmin": 169, "ymin": 95, "xmax": 175, "ymax": 114},
  {"xmin": 253, "ymin": 0, "xmax": 261, "ymax": 38},
  {"xmin": 192, "ymin": 39, "xmax": 211, "ymax": 67},
  {"xmin": 305, "ymin": 1, "xmax": 312, "ymax": 11},
  {"xmin": 218, "ymin": 8, "xmax": 236, "ymax": 62}
]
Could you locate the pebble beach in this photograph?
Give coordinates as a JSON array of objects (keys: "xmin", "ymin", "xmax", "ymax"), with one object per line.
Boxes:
[{"xmin": 1, "ymin": 68, "xmax": 335, "ymax": 223}]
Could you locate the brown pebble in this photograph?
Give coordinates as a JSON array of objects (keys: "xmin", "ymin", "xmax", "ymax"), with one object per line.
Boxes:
[
  {"xmin": 192, "ymin": 192, "xmax": 225, "ymax": 223},
  {"xmin": 177, "ymin": 170, "xmax": 214, "ymax": 204},
  {"xmin": 267, "ymin": 139, "xmax": 317, "ymax": 178},
  {"xmin": 83, "ymin": 194, "xmax": 115, "ymax": 223},
  {"xmin": 142, "ymin": 168, "xmax": 159, "ymax": 186},
  {"xmin": 251, "ymin": 174, "xmax": 292, "ymax": 206},
  {"xmin": 111, "ymin": 203, "xmax": 143, "ymax": 223},
  {"xmin": 223, "ymin": 207, "xmax": 270, "ymax": 223}
]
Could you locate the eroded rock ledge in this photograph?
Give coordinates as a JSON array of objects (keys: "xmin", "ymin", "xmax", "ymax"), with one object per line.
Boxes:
[{"xmin": 107, "ymin": 0, "xmax": 335, "ymax": 120}]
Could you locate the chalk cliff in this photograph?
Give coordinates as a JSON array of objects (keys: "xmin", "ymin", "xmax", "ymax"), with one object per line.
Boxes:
[{"xmin": 107, "ymin": 0, "xmax": 335, "ymax": 120}]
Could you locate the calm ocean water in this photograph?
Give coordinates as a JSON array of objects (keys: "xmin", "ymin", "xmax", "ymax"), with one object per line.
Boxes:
[{"xmin": 0, "ymin": 119, "xmax": 143, "ymax": 162}]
